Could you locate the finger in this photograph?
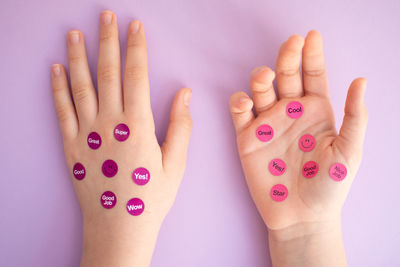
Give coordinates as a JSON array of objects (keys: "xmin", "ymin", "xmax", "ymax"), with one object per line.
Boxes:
[
  {"xmin": 275, "ymin": 35, "xmax": 304, "ymax": 98},
  {"xmin": 97, "ymin": 10, "xmax": 122, "ymax": 116},
  {"xmin": 123, "ymin": 20, "xmax": 152, "ymax": 121},
  {"xmin": 161, "ymin": 88, "xmax": 193, "ymax": 175},
  {"xmin": 250, "ymin": 66, "xmax": 277, "ymax": 114},
  {"xmin": 334, "ymin": 78, "xmax": 368, "ymax": 160},
  {"xmin": 229, "ymin": 92, "xmax": 255, "ymax": 133},
  {"xmin": 51, "ymin": 64, "xmax": 78, "ymax": 140},
  {"xmin": 67, "ymin": 30, "xmax": 97, "ymax": 124},
  {"xmin": 302, "ymin": 30, "xmax": 329, "ymax": 97}
]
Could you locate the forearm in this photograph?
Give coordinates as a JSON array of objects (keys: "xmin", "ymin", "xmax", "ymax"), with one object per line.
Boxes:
[
  {"xmin": 268, "ymin": 218, "xmax": 347, "ymax": 267},
  {"xmin": 80, "ymin": 218, "xmax": 162, "ymax": 267}
]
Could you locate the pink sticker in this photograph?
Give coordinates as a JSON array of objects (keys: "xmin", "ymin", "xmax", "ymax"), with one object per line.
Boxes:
[
  {"xmin": 102, "ymin": 159, "xmax": 118, "ymax": 178},
  {"xmin": 268, "ymin": 159, "xmax": 286, "ymax": 176},
  {"xmin": 302, "ymin": 161, "xmax": 319, "ymax": 178},
  {"xmin": 256, "ymin": 124, "xmax": 274, "ymax": 142},
  {"xmin": 114, "ymin": 123, "xmax": 130, "ymax": 142},
  {"xmin": 73, "ymin": 162, "xmax": 86, "ymax": 181},
  {"xmin": 299, "ymin": 134, "xmax": 316, "ymax": 152},
  {"xmin": 286, "ymin": 101, "xmax": 304, "ymax": 119},
  {"xmin": 87, "ymin": 132, "xmax": 102, "ymax": 150},
  {"xmin": 132, "ymin": 167, "xmax": 150, "ymax": 186},
  {"xmin": 126, "ymin": 198, "xmax": 145, "ymax": 216},
  {"xmin": 100, "ymin": 191, "xmax": 117, "ymax": 209},
  {"xmin": 270, "ymin": 184, "xmax": 288, "ymax": 202},
  {"xmin": 329, "ymin": 163, "xmax": 347, "ymax": 182}
]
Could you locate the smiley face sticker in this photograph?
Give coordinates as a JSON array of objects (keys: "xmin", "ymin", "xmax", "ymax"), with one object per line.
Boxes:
[
  {"xmin": 102, "ymin": 159, "xmax": 118, "ymax": 178},
  {"xmin": 298, "ymin": 134, "xmax": 316, "ymax": 152}
]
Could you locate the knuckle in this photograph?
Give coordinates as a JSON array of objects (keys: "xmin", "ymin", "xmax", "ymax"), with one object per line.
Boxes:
[
  {"xmin": 55, "ymin": 104, "xmax": 70, "ymax": 123},
  {"xmin": 99, "ymin": 30, "xmax": 114, "ymax": 42},
  {"xmin": 68, "ymin": 54, "xmax": 82, "ymax": 64},
  {"xmin": 125, "ymin": 65, "xmax": 146, "ymax": 82},
  {"xmin": 73, "ymin": 82, "xmax": 91, "ymax": 103},
  {"xmin": 277, "ymin": 68, "xmax": 299, "ymax": 77},
  {"xmin": 98, "ymin": 66, "xmax": 118, "ymax": 83},
  {"xmin": 303, "ymin": 68, "xmax": 326, "ymax": 77}
]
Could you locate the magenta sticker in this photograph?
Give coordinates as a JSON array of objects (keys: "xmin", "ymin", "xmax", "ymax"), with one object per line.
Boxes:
[
  {"xmin": 302, "ymin": 161, "xmax": 319, "ymax": 178},
  {"xmin": 73, "ymin": 162, "xmax": 86, "ymax": 180},
  {"xmin": 87, "ymin": 132, "xmax": 101, "ymax": 150},
  {"xmin": 132, "ymin": 167, "xmax": 150, "ymax": 186},
  {"xmin": 126, "ymin": 198, "xmax": 144, "ymax": 216},
  {"xmin": 329, "ymin": 163, "xmax": 347, "ymax": 182},
  {"xmin": 286, "ymin": 101, "xmax": 304, "ymax": 119},
  {"xmin": 100, "ymin": 191, "xmax": 117, "ymax": 209},
  {"xmin": 268, "ymin": 159, "xmax": 286, "ymax": 176},
  {"xmin": 114, "ymin": 123, "xmax": 130, "ymax": 142},
  {"xmin": 102, "ymin": 159, "xmax": 118, "ymax": 178},
  {"xmin": 256, "ymin": 124, "xmax": 274, "ymax": 142},
  {"xmin": 270, "ymin": 184, "xmax": 288, "ymax": 202},
  {"xmin": 299, "ymin": 134, "xmax": 316, "ymax": 152}
]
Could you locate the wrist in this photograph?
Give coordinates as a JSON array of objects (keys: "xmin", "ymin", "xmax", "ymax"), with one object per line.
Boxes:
[{"xmin": 268, "ymin": 218, "xmax": 347, "ymax": 267}]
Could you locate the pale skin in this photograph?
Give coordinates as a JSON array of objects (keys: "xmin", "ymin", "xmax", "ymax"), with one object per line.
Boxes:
[
  {"xmin": 51, "ymin": 11, "xmax": 192, "ymax": 267},
  {"xmin": 229, "ymin": 31, "xmax": 368, "ymax": 267}
]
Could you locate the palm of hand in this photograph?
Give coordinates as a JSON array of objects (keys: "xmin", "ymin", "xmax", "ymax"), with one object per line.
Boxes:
[{"xmin": 230, "ymin": 31, "xmax": 367, "ymax": 230}]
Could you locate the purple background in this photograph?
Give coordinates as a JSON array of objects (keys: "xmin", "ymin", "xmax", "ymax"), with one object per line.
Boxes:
[{"xmin": 1, "ymin": 0, "xmax": 399, "ymax": 266}]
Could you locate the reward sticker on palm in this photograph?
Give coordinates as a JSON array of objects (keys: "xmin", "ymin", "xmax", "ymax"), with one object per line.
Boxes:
[{"xmin": 230, "ymin": 31, "xmax": 367, "ymax": 231}]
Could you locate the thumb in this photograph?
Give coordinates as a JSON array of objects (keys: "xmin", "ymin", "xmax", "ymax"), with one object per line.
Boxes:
[
  {"xmin": 334, "ymin": 78, "xmax": 368, "ymax": 161},
  {"xmin": 161, "ymin": 88, "xmax": 193, "ymax": 176}
]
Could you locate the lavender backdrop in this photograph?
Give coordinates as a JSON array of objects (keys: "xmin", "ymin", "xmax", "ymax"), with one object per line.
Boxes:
[{"xmin": 1, "ymin": 0, "xmax": 399, "ymax": 266}]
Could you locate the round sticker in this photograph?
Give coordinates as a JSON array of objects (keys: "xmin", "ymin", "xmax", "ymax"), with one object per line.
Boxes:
[
  {"xmin": 302, "ymin": 161, "xmax": 319, "ymax": 178},
  {"xmin": 256, "ymin": 124, "xmax": 274, "ymax": 142},
  {"xmin": 329, "ymin": 163, "xmax": 347, "ymax": 182},
  {"xmin": 126, "ymin": 198, "xmax": 145, "ymax": 216},
  {"xmin": 286, "ymin": 101, "xmax": 304, "ymax": 119},
  {"xmin": 100, "ymin": 191, "xmax": 117, "ymax": 209},
  {"xmin": 270, "ymin": 184, "xmax": 288, "ymax": 202},
  {"xmin": 72, "ymin": 162, "xmax": 86, "ymax": 180},
  {"xmin": 299, "ymin": 134, "xmax": 316, "ymax": 152},
  {"xmin": 268, "ymin": 159, "xmax": 286, "ymax": 176},
  {"xmin": 132, "ymin": 167, "xmax": 150, "ymax": 186},
  {"xmin": 102, "ymin": 159, "xmax": 118, "ymax": 178},
  {"xmin": 87, "ymin": 132, "xmax": 102, "ymax": 150},
  {"xmin": 114, "ymin": 123, "xmax": 130, "ymax": 142}
]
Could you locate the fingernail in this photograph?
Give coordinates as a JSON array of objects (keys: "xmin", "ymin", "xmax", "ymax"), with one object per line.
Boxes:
[
  {"xmin": 183, "ymin": 90, "xmax": 192, "ymax": 107},
  {"xmin": 69, "ymin": 31, "xmax": 80, "ymax": 44},
  {"xmin": 130, "ymin": 20, "xmax": 140, "ymax": 34},
  {"xmin": 251, "ymin": 67, "xmax": 266, "ymax": 76},
  {"xmin": 52, "ymin": 64, "xmax": 61, "ymax": 76},
  {"xmin": 239, "ymin": 96, "xmax": 249, "ymax": 103},
  {"xmin": 102, "ymin": 12, "xmax": 112, "ymax": 25}
]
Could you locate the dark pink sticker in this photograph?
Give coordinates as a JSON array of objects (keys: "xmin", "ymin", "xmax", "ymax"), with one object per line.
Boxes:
[
  {"xmin": 329, "ymin": 163, "xmax": 347, "ymax": 182},
  {"xmin": 256, "ymin": 124, "xmax": 274, "ymax": 142},
  {"xmin": 114, "ymin": 123, "xmax": 130, "ymax": 142},
  {"xmin": 270, "ymin": 184, "xmax": 288, "ymax": 202},
  {"xmin": 73, "ymin": 162, "xmax": 86, "ymax": 180},
  {"xmin": 302, "ymin": 161, "xmax": 319, "ymax": 178},
  {"xmin": 299, "ymin": 134, "xmax": 316, "ymax": 152},
  {"xmin": 100, "ymin": 191, "xmax": 117, "ymax": 209},
  {"xmin": 132, "ymin": 167, "xmax": 150, "ymax": 186},
  {"xmin": 102, "ymin": 159, "xmax": 118, "ymax": 178},
  {"xmin": 268, "ymin": 159, "xmax": 286, "ymax": 176},
  {"xmin": 87, "ymin": 132, "xmax": 101, "ymax": 150},
  {"xmin": 126, "ymin": 198, "xmax": 144, "ymax": 216},
  {"xmin": 286, "ymin": 101, "xmax": 304, "ymax": 119}
]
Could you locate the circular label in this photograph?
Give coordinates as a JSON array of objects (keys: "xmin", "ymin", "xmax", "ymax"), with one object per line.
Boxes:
[
  {"xmin": 270, "ymin": 184, "xmax": 288, "ymax": 202},
  {"xmin": 299, "ymin": 134, "xmax": 316, "ymax": 152},
  {"xmin": 132, "ymin": 167, "xmax": 150, "ymax": 186},
  {"xmin": 114, "ymin": 123, "xmax": 130, "ymax": 142},
  {"xmin": 302, "ymin": 161, "xmax": 319, "ymax": 178},
  {"xmin": 268, "ymin": 159, "xmax": 286, "ymax": 176},
  {"xmin": 72, "ymin": 162, "xmax": 86, "ymax": 180},
  {"xmin": 286, "ymin": 101, "xmax": 304, "ymax": 119},
  {"xmin": 102, "ymin": 159, "xmax": 118, "ymax": 178},
  {"xmin": 329, "ymin": 163, "xmax": 347, "ymax": 182},
  {"xmin": 87, "ymin": 132, "xmax": 102, "ymax": 150},
  {"xmin": 100, "ymin": 191, "xmax": 117, "ymax": 209},
  {"xmin": 126, "ymin": 198, "xmax": 145, "ymax": 216},
  {"xmin": 256, "ymin": 124, "xmax": 274, "ymax": 142}
]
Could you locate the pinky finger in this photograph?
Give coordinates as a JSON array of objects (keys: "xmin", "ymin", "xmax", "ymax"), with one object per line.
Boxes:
[{"xmin": 51, "ymin": 64, "xmax": 78, "ymax": 140}]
